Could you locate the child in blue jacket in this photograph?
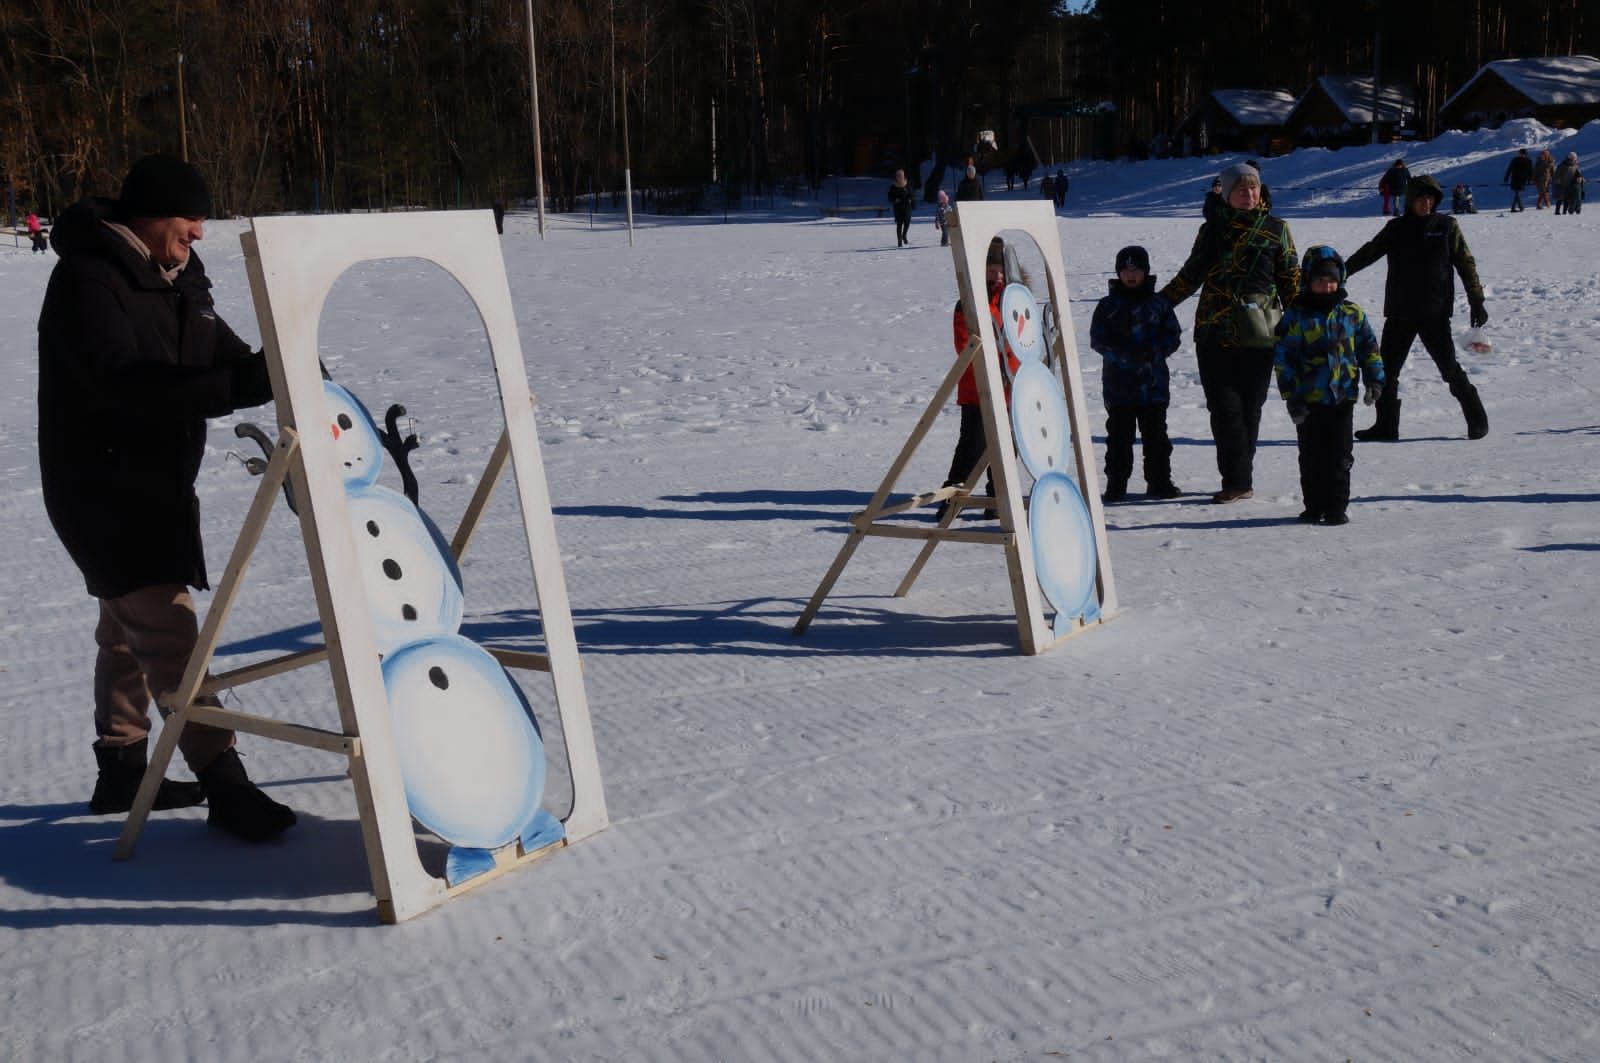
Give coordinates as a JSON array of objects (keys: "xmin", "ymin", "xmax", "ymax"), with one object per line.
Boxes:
[
  {"xmin": 1089, "ymin": 245, "xmax": 1183, "ymax": 502},
  {"xmin": 1273, "ymin": 245, "xmax": 1385, "ymax": 525}
]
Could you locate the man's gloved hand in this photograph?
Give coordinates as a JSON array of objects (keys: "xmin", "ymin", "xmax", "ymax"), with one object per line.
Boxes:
[
  {"xmin": 1287, "ymin": 401, "xmax": 1309, "ymax": 426},
  {"xmin": 1469, "ymin": 301, "xmax": 1489, "ymax": 328},
  {"xmin": 1363, "ymin": 383, "xmax": 1384, "ymax": 406}
]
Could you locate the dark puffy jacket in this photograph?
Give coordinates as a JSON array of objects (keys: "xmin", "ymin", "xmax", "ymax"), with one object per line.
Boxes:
[
  {"xmin": 1273, "ymin": 250, "xmax": 1384, "ymax": 408},
  {"xmin": 888, "ymin": 182, "xmax": 915, "ymax": 219},
  {"xmin": 1159, "ymin": 204, "xmax": 1299, "ymax": 349},
  {"xmin": 1090, "ymin": 276, "xmax": 1182, "ymax": 406},
  {"xmin": 1504, "ymin": 153, "xmax": 1533, "ymax": 187},
  {"xmin": 956, "ymin": 174, "xmax": 984, "ymax": 202},
  {"xmin": 38, "ymin": 197, "xmax": 272, "ymax": 599},
  {"xmin": 1344, "ymin": 176, "xmax": 1484, "ymax": 321}
]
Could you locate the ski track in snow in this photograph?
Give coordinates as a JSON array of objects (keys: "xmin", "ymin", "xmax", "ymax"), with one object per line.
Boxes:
[{"xmin": 2, "ymin": 127, "xmax": 1599, "ymax": 1060}]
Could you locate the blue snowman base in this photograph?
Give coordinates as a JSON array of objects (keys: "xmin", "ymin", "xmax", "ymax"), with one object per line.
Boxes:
[{"xmin": 445, "ymin": 808, "xmax": 567, "ymax": 887}]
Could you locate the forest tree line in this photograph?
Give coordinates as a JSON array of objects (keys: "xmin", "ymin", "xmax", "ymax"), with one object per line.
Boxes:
[{"xmin": 2, "ymin": 0, "xmax": 1594, "ymax": 217}]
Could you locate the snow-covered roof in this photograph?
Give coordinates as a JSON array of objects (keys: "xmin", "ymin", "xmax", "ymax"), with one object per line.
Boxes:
[
  {"xmin": 1303, "ymin": 75, "xmax": 1414, "ymax": 124},
  {"xmin": 1441, "ymin": 55, "xmax": 1600, "ymax": 111},
  {"xmin": 1209, "ymin": 89, "xmax": 1297, "ymax": 128}
]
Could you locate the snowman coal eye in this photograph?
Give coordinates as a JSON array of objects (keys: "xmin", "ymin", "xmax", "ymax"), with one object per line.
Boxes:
[
  {"xmin": 428, "ymin": 666, "xmax": 449, "ymax": 690},
  {"xmin": 402, "ymin": 605, "xmax": 418, "ymax": 621},
  {"xmin": 338, "ymin": 413, "xmax": 354, "ymax": 430},
  {"xmin": 366, "ymin": 520, "xmax": 380, "ymax": 537},
  {"xmin": 383, "ymin": 558, "xmax": 403, "ymax": 580}
]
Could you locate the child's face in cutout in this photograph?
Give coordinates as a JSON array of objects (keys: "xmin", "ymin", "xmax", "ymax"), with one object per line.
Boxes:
[
  {"xmin": 1309, "ymin": 275, "xmax": 1339, "ymax": 295},
  {"xmin": 986, "ymin": 262, "xmax": 1004, "ymax": 291},
  {"xmin": 1118, "ymin": 266, "xmax": 1147, "ymax": 288}
]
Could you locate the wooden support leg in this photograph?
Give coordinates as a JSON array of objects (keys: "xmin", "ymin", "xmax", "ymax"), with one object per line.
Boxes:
[
  {"xmin": 793, "ymin": 340, "xmax": 981, "ymax": 635},
  {"xmin": 894, "ymin": 451, "xmax": 990, "ymax": 598},
  {"xmin": 113, "ymin": 706, "xmax": 189, "ymax": 860}
]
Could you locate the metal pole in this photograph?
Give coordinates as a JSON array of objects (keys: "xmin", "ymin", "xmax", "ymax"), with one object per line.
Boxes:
[
  {"xmin": 177, "ymin": 52, "xmax": 188, "ymax": 162},
  {"xmin": 525, "ymin": 0, "xmax": 547, "ymax": 238},
  {"xmin": 622, "ymin": 67, "xmax": 634, "ymax": 247}
]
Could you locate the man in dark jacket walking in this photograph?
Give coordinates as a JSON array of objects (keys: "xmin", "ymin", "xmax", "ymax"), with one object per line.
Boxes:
[
  {"xmin": 1344, "ymin": 173, "xmax": 1489, "ymax": 441},
  {"xmin": 38, "ymin": 154, "xmax": 297, "ymax": 841},
  {"xmin": 888, "ymin": 169, "xmax": 915, "ymax": 247},
  {"xmin": 1503, "ymin": 148, "xmax": 1533, "ymax": 212}
]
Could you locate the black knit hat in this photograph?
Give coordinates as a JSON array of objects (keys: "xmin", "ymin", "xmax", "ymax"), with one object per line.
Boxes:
[
  {"xmin": 118, "ymin": 154, "xmax": 213, "ymax": 220},
  {"xmin": 986, "ymin": 236, "xmax": 1006, "ymax": 267},
  {"xmin": 1114, "ymin": 245, "xmax": 1150, "ymax": 273}
]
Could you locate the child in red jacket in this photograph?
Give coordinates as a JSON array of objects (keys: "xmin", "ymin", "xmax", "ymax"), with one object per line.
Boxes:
[{"xmin": 939, "ymin": 237, "xmax": 1018, "ymax": 519}]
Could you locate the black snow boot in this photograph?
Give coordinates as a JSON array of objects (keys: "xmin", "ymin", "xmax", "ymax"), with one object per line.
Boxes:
[
  {"xmin": 197, "ymin": 749, "xmax": 297, "ymax": 842},
  {"xmin": 1452, "ymin": 378, "xmax": 1489, "ymax": 439},
  {"xmin": 1354, "ymin": 397, "xmax": 1401, "ymax": 442},
  {"xmin": 89, "ymin": 739, "xmax": 206, "ymax": 815}
]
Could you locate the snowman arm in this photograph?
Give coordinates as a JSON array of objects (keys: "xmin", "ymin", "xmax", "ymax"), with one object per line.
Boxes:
[{"xmin": 379, "ymin": 403, "xmax": 422, "ymax": 505}]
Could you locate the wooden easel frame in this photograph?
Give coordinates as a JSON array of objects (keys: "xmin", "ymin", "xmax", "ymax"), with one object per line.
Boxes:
[
  {"xmin": 793, "ymin": 201, "xmax": 1117, "ymax": 654},
  {"xmin": 116, "ymin": 211, "xmax": 608, "ymax": 923}
]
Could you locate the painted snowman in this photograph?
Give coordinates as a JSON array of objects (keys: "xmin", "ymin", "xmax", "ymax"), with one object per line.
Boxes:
[
  {"xmin": 323, "ymin": 382, "xmax": 563, "ymax": 885},
  {"xmin": 997, "ymin": 284, "xmax": 1102, "ymax": 637}
]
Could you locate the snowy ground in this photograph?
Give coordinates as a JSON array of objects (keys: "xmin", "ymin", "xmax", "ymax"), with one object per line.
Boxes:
[{"xmin": 2, "ymin": 124, "xmax": 1598, "ymax": 1061}]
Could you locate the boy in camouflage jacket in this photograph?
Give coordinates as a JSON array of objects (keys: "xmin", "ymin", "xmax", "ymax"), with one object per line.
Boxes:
[
  {"xmin": 1090, "ymin": 245, "xmax": 1183, "ymax": 501},
  {"xmin": 1273, "ymin": 245, "xmax": 1385, "ymax": 525}
]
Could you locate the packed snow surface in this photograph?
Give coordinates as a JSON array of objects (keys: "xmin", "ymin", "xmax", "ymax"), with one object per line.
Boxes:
[{"xmin": 2, "ymin": 123, "xmax": 1597, "ymax": 1060}]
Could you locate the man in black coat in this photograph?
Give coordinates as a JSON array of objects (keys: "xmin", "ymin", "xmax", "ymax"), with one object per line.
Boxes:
[
  {"xmin": 1344, "ymin": 174, "xmax": 1489, "ymax": 441},
  {"xmin": 887, "ymin": 169, "xmax": 915, "ymax": 247},
  {"xmin": 38, "ymin": 154, "xmax": 296, "ymax": 841},
  {"xmin": 1503, "ymin": 148, "xmax": 1533, "ymax": 212}
]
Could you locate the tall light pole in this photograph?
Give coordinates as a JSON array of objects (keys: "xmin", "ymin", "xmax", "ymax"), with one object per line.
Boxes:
[
  {"xmin": 525, "ymin": 0, "xmax": 547, "ymax": 238},
  {"xmin": 622, "ymin": 67, "xmax": 634, "ymax": 247}
]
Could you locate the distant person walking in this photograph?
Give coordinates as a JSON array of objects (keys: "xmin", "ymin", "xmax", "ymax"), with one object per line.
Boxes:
[
  {"xmin": 1202, "ymin": 177, "xmax": 1223, "ymax": 223},
  {"xmin": 1345, "ymin": 174, "xmax": 1489, "ymax": 442},
  {"xmin": 888, "ymin": 169, "xmax": 915, "ymax": 247},
  {"xmin": 1554, "ymin": 152, "xmax": 1584, "ymax": 215},
  {"xmin": 1533, "ymin": 149, "xmax": 1556, "ymax": 209},
  {"xmin": 1380, "ymin": 158, "xmax": 1410, "ymax": 217},
  {"xmin": 1160, "ymin": 162, "xmax": 1300, "ymax": 504},
  {"xmin": 1503, "ymin": 148, "xmax": 1532, "ymax": 211},
  {"xmin": 26, "ymin": 211, "xmax": 47, "ymax": 253},
  {"xmin": 1054, "ymin": 168, "xmax": 1068, "ymax": 208},
  {"xmin": 956, "ymin": 165, "xmax": 984, "ymax": 202}
]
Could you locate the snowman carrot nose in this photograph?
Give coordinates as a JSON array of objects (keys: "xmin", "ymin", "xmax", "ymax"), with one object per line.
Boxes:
[{"xmin": 331, "ymin": 423, "xmax": 341, "ymax": 440}]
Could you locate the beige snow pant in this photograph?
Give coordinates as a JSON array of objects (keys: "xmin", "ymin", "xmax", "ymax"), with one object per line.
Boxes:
[{"xmin": 93, "ymin": 584, "xmax": 233, "ymax": 772}]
